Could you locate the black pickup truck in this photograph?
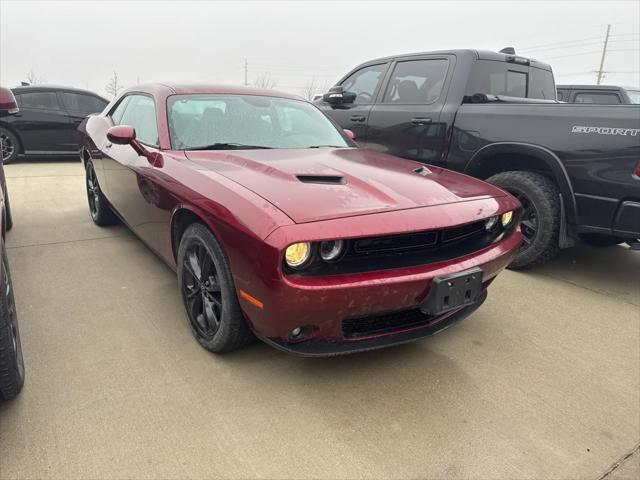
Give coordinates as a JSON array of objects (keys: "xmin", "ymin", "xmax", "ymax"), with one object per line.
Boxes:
[
  {"xmin": 557, "ymin": 84, "xmax": 640, "ymax": 105},
  {"xmin": 317, "ymin": 49, "xmax": 640, "ymax": 268}
]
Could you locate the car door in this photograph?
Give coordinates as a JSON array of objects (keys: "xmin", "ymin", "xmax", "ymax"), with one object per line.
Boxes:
[
  {"xmin": 59, "ymin": 91, "xmax": 109, "ymax": 148},
  {"xmin": 365, "ymin": 57, "xmax": 451, "ymax": 163},
  {"xmin": 321, "ymin": 63, "xmax": 389, "ymax": 141},
  {"xmin": 12, "ymin": 90, "xmax": 74, "ymax": 154},
  {"xmin": 101, "ymin": 93, "xmax": 173, "ymax": 260}
]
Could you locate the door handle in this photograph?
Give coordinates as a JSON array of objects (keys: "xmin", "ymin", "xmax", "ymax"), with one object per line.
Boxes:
[
  {"xmin": 350, "ymin": 115, "xmax": 366, "ymax": 122},
  {"xmin": 411, "ymin": 117, "xmax": 432, "ymax": 125}
]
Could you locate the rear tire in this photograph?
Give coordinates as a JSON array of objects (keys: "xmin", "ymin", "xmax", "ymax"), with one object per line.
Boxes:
[
  {"xmin": 579, "ymin": 234, "xmax": 622, "ymax": 247},
  {"xmin": 85, "ymin": 160, "xmax": 119, "ymax": 226},
  {"xmin": 0, "ymin": 244, "xmax": 24, "ymax": 401},
  {"xmin": 0, "ymin": 128, "xmax": 20, "ymax": 165},
  {"xmin": 487, "ymin": 171, "xmax": 560, "ymax": 269},
  {"xmin": 177, "ymin": 223, "xmax": 254, "ymax": 353}
]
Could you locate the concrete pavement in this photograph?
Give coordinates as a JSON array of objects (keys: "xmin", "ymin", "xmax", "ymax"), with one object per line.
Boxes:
[{"xmin": 0, "ymin": 160, "xmax": 638, "ymax": 479}]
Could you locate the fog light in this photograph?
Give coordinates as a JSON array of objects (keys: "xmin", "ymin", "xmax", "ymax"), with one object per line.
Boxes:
[
  {"xmin": 501, "ymin": 211, "xmax": 514, "ymax": 227},
  {"xmin": 285, "ymin": 242, "xmax": 311, "ymax": 268},
  {"xmin": 319, "ymin": 240, "xmax": 345, "ymax": 262},
  {"xmin": 291, "ymin": 327, "xmax": 301, "ymax": 337},
  {"xmin": 484, "ymin": 216, "xmax": 499, "ymax": 231}
]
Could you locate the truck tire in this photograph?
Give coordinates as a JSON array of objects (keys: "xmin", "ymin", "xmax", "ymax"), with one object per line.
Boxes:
[
  {"xmin": 487, "ymin": 171, "xmax": 560, "ymax": 269},
  {"xmin": 579, "ymin": 234, "xmax": 622, "ymax": 247}
]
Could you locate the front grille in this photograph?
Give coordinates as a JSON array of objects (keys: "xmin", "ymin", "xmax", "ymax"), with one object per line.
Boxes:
[
  {"xmin": 442, "ymin": 221, "xmax": 485, "ymax": 243},
  {"xmin": 342, "ymin": 309, "xmax": 434, "ymax": 337}
]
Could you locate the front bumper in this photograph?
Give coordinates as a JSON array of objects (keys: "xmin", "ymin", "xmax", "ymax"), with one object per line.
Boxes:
[{"xmin": 239, "ymin": 229, "xmax": 522, "ymax": 356}]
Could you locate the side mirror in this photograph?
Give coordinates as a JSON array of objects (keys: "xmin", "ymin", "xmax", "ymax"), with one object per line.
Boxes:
[
  {"xmin": 106, "ymin": 125, "xmax": 160, "ymax": 166},
  {"xmin": 343, "ymin": 129, "xmax": 356, "ymax": 141},
  {"xmin": 107, "ymin": 125, "xmax": 136, "ymax": 145},
  {"xmin": 322, "ymin": 86, "xmax": 346, "ymax": 105}
]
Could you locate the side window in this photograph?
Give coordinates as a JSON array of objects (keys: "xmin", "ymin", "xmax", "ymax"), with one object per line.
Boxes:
[
  {"xmin": 340, "ymin": 64, "xmax": 387, "ymax": 105},
  {"xmin": 17, "ymin": 91, "xmax": 61, "ymax": 111},
  {"xmin": 574, "ymin": 92, "xmax": 622, "ymax": 104},
  {"xmin": 61, "ymin": 92, "xmax": 107, "ymax": 115},
  {"xmin": 118, "ymin": 95, "xmax": 159, "ymax": 146},
  {"xmin": 383, "ymin": 59, "xmax": 448, "ymax": 104},
  {"xmin": 110, "ymin": 96, "xmax": 132, "ymax": 125}
]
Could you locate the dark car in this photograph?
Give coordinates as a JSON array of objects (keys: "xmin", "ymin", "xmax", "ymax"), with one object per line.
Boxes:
[
  {"xmin": 78, "ymin": 84, "xmax": 521, "ymax": 356},
  {"xmin": 557, "ymin": 85, "xmax": 640, "ymax": 104},
  {"xmin": 317, "ymin": 49, "xmax": 640, "ymax": 268},
  {"xmin": 0, "ymin": 85, "xmax": 108, "ymax": 164},
  {"xmin": 0, "ymin": 86, "xmax": 24, "ymax": 400}
]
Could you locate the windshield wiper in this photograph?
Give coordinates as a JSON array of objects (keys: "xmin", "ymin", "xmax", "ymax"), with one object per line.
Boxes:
[
  {"xmin": 184, "ymin": 142, "xmax": 272, "ymax": 151},
  {"xmin": 307, "ymin": 145, "xmax": 345, "ymax": 148}
]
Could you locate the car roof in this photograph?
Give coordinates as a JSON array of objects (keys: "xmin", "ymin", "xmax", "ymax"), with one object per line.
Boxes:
[
  {"xmin": 356, "ymin": 49, "xmax": 553, "ymax": 71},
  {"xmin": 11, "ymin": 85, "xmax": 108, "ymax": 100},
  {"xmin": 128, "ymin": 83, "xmax": 305, "ymax": 101}
]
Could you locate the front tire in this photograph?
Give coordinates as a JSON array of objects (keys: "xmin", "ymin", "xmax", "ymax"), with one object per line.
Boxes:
[
  {"xmin": 0, "ymin": 128, "xmax": 20, "ymax": 165},
  {"xmin": 487, "ymin": 171, "xmax": 561, "ymax": 269},
  {"xmin": 177, "ymin": 223, "xmax": 254, "ymax": 353},
  {"xmin": 0, "ymin": 244, "xmax": 24, "ymax": 401},
  {"xmin": 85, "ymin": 160, "xmax": 119, "ymax": 226}
]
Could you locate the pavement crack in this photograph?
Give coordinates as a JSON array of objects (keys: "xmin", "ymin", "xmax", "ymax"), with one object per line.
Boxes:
[
  {"xmin": 598, "ymin": 443, "xmax": 640, "ymax": 480},
  {"xmin": 7, "ymin": 234, "xmax": 128, "ymax": 250}
]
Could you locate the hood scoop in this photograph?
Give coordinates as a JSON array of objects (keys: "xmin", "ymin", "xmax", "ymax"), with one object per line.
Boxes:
[{"xmin": 296, "ymin": 174, "xmax": 346, "ymax": 185}]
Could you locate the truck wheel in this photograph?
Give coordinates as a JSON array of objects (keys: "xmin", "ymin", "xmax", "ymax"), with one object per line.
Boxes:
[
  {"xmin": 0, "ymin": 244, "xmax": 24, "ymax": 401},
  {"xmin": 487, "ymin": 171, "xmax": 560, "ymax": 269},
  {"xmin": 579, "ymin": 234, "xmax": 622, "ymax": 247}
]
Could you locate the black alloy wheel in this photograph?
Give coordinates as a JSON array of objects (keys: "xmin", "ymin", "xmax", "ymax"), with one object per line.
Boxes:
[
  {"xmin": 0, "ymin": 128, "xmax": 19, "ymax": 164},
  {"xmin": 487, "ymin": 171, "xmax": 560, "ymax": 269},
  {"xmin": 508, "ymin": 188, "xmax": 538, "ymax": 249},
  {"xmin": 177, "ymin": 223, "xmax": 254, "ymax": 353},
  {"xmin": 182, "ymin": 240, "xmax": 223, "ymax": 340},
  {"xmin": 86, "ymin": 162, "xmax": 100, "ymax": 220},
  {"xmin": 85, "ymin": 160, "xmax": 118, "ymax": 226}
]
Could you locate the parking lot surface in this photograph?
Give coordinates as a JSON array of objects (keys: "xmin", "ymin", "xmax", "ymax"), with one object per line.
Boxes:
[{"xmin": 0, "ymin": 160, "xmax": 638, "ymax": 480}]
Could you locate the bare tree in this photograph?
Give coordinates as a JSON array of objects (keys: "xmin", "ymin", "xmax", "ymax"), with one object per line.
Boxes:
[
  {"xmin": 253, "ymin": 72, "xmax": 277, "ymax": 89},
  {"xmin": 25, "ymin": 69, "xmax": 44, "ymax": 85},
  {"xmin": 105, "ymin": 71, "xmax": 123, "ymax": 98}
]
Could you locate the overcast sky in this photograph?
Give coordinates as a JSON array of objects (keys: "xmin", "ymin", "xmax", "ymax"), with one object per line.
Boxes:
[{"xmin": 1, "ymin": 0, "xmax": 638, "ymax": 98}]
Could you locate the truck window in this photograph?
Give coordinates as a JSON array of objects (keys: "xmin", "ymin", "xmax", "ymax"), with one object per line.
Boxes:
[
  {"xmin": 625, "ymin": 90, "xmax": 640, "ymax": 104},
  {"xmin": 382, "ymin": 59, "xmax": 448, "ymax": 104},
  {"xmin": 467, "ymin": 61, "xmax": 556, "ymax": 100},
  {"xmin": 574, "ymin": 92, "xmax": 622, "ymax": 104},
  {"xmin": 340, "ymin": 64, "xmax": 387, "ymax": 105}
]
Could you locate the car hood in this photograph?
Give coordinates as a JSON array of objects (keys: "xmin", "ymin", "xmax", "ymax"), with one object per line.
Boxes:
[{"xmin": 185, "ymin": 148, "xmax": 507, "ymax": 223}]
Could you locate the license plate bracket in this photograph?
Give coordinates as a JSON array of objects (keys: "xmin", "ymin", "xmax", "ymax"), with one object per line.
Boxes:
[{"xmin": 419, "ymin": 268, "xmax": 483, "ymax": 316}]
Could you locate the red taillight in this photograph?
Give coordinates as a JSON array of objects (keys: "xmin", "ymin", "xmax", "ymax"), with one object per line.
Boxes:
[{"xmin": 635, "ymin": 162, "xmax": 640, "ymax": 178}]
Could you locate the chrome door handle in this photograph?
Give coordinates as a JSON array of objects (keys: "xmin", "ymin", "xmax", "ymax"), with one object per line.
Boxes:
[
  {"xmin": 350, "ymin": 115, "xmax": 366, "ymax": 122},
  {"xmin": 411, "ymin": 117, "xmax": 432, "ymax": 125}
]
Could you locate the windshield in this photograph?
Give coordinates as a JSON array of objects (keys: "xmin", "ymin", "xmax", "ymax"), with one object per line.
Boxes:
[
  {"xmin": 167, "ymin": 94, "xmax": 350, "ymax": 150},
  {"xmin": 626, "ymin": 90, "xmax": 640, "ymax": 104}
]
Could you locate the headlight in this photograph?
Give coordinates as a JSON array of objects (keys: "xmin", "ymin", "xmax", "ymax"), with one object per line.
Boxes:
[
  {"xmin": 484, "ymin": 216, "xmax": 499, "ymax": 231},
  {"xmin": 285, "ymin": 242, "xmax": 311, "ymax": 268},
  {"xmin": 319, "ymin": 240, "xmax": 345, "ymax": 262},
  {"xmin": 501, "ymin": 211, "xmax": 514, "ymax": 227}
]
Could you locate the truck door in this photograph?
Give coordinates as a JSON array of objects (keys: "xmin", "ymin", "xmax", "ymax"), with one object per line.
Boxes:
[
  {"xmin": 365, "ymin": 57, "xmax": 451, "ymax": 164},
  {"xmin": 320, "ymin": 63, "xmax": 389, "ymax": 142}
]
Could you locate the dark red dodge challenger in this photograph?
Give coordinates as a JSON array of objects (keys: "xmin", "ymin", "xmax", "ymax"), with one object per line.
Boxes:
[{"xmin": 79, "ymin": 84, "xmax": 522, "ymax": 356}]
